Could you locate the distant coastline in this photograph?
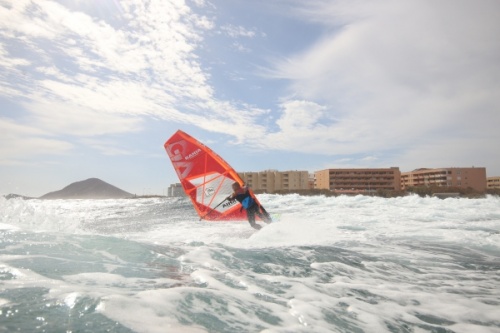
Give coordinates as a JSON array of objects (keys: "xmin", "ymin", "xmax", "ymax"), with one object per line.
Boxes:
[
  {"xmin": 3, "ymin": 177, "xmax": 500, "ymax": 201},
  {"xmin": 4, "ymin": 186, "xmax": 500, "ymax": 201}
]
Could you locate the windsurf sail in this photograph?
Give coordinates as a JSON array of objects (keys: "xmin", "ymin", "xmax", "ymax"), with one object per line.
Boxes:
[{"xmin": 164, "ymin": 130, "xmax": 268, "ymax": 221}]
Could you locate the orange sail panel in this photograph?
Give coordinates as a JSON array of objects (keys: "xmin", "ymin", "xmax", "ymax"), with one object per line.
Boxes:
[{"xmin": 164, "ymin": 130, "xmax": 257, "ymax": 221}]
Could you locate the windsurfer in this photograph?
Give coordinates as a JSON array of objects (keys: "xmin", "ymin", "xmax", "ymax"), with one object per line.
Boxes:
[{"xmin": 227, "ymin": 182, "xmax": 272, "ymax": 230}]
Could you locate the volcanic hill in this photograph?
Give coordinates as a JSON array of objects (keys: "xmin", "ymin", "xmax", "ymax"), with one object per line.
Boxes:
[{"xmin": 40, "ymin": 178, "xmax": 133, "ymax": 199}]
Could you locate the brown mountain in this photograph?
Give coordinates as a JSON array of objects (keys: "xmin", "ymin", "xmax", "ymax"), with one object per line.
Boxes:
[{"xmin": 40, "ymin": 178, "xmax": 133, "ymax": 199}]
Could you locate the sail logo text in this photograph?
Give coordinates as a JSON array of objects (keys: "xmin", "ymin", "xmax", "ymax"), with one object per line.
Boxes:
[
  {"xmin": 185, "ymin": 149, "xmax": 202, "ymax": 160},
  {"xmin": 222, "ymin": 200, "xmax": 236, "ymax": 208}
]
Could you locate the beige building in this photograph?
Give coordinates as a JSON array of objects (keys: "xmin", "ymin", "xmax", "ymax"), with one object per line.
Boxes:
[
  {"xmin": 314, "ymin": 168, "xmax": 401, "ymax": 194},
  {"xmin": 487, "ymin": 176, "xmax": 500, "ymax": 189},
  {"xmin": 401, "ymin": 167, "xmax": 486, "ymax": 192},
  {"xmin": 239, "ymin": 170, "xmax": 312, "ymax": 192},
  {"xmin": 167, "ymin": 183, "xmax": 186, "ymax": 197}
]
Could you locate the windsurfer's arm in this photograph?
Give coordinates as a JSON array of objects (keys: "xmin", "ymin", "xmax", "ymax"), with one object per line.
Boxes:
[{"xmin": 240, "ymin": 184, "xmax": 250, "ymax": 193}]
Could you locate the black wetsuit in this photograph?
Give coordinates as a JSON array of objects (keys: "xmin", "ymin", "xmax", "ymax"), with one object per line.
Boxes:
[{"xmin": 233, "ymin": 189, "xmax": 272, "ymax": 230}]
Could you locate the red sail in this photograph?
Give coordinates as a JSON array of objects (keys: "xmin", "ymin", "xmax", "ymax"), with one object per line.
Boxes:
[{"xmin": 164, "ymin": 130, "xmax": 265, "ymax": 221}]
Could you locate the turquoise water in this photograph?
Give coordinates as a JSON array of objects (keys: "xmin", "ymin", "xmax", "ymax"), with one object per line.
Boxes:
[{"xmin": 1, "ymin": 195, "xmax": 500, "ymax": 332}]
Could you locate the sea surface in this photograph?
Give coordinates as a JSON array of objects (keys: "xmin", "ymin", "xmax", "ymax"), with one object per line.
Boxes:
[{"xmin": 1, "ymin": 194, "xmax": 499, "ymax": 333}]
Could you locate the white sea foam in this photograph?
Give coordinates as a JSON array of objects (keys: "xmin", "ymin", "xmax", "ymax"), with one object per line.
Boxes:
[
  {"xmin": 0, "ymin": 195, "xmax": 499, "ymax": 332},
  {"xmin": 2, "ymin": 195, "xmax": 499, "ymax": 250}
]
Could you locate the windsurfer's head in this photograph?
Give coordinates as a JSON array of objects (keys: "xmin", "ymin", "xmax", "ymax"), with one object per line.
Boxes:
[{"xmin": 232, "ymin": 182, "xmax": 241, "ymax": 190}]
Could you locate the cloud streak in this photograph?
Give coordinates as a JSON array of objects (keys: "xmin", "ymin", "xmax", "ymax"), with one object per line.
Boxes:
[
  {"xmin": 265, "ymin": 0, "xmax": 500, "ymax": 169},
  {"xmin": 0, "ymin": 0, "xmax": 271, "ymax": 164},
  {"xmin": 0, "ymin": 117, "xmax": 73, "ymax": 164}
]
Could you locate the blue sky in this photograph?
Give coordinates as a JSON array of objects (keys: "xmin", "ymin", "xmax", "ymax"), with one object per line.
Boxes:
[{"xmin": 1, "ymin": 0, "xmax": 499, "ymax": 197}]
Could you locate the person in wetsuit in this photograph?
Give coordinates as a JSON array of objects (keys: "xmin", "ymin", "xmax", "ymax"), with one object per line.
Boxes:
[{"xmin": 227, "ymin": 182, "xmax": 272, "ymax": 230}]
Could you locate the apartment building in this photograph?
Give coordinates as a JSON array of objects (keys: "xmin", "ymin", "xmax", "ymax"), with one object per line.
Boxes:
[
  {"xmin": 167, "ymin": 183, "xmax": 185, "ymax": 197},
  {"xmin": 487, "ymin": 176, "xmax": 500, "ymax": 189},
  {"xmin": 314, "ymin": 168, "xmax": 401, "ymax": 194},
  {"xmin": 239, "ymin": 170, "xmax": 311, "ymax": 192},
  {"xmin": 401, "ymin": 167, "xmax": 486, "ymax": 192}
]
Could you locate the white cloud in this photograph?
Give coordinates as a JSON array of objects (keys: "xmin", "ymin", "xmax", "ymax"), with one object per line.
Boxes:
[
  {"xmin": 80, "ymin": 138, "xmax": 134, "ymax": 156},
  {"xmin": 0, "ymin": 0, "xmax": 220, "ymax": 116},
  {"xmin": 0, "ymin": 0, "xmax": 269, "ymax": 162},
  {"xmin": 26, "ymin": 101, "xmax": 143, "ymax": 136},
  {"xmin": 220, "ymin": 24, "xmax": 256, "ymax": 38},
  {"xmin": 276, "ymin": 100, "xmax": 325, "ymax": 131},
  {"xmin": 265, "ymin": 0, "xmax": 500, "ymax": 167},
  {"xmin": 232, "ymin": 41, "xmax": 251, "ymax": 53},
  {"xmin": 0, "ymin": 117, "xmax": 73, "ymax": 164}
]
